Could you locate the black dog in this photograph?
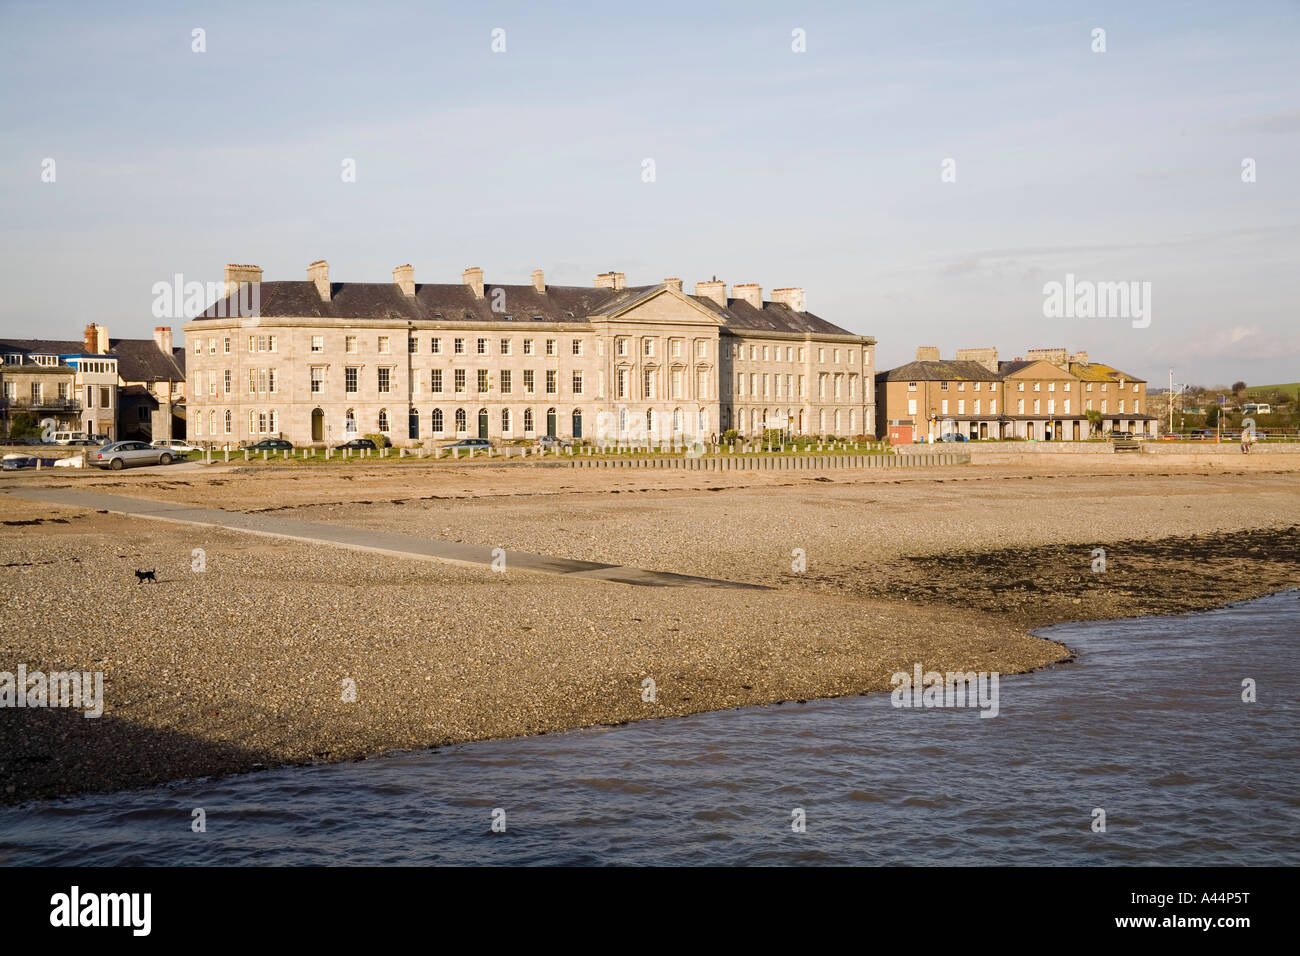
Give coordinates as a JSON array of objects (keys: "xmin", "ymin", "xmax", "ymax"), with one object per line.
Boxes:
[{"xmin": 134, "ymin": 570, "xmax": 157, "ymax": 584}]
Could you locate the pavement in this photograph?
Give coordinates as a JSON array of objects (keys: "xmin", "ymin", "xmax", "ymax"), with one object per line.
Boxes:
[{"xmin": 3, "ymin": 486, "xmax": 765, "ymax": 590}]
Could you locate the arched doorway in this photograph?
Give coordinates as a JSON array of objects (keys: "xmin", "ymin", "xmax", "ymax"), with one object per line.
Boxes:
[
  {"xmin": 546, "ymin": 408, "xmax": 557, "ymax": 437},
  {"xmin": 477, "ymin": 408, "xmax": 489, "ymax": 439},
  {"xmin": 311, "ymin": 407, "xmax": 323, "ymax": 442}
]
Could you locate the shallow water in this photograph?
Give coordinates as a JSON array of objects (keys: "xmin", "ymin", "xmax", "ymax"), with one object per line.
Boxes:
[{"xmin": 2, "ymin": 591, "xmax": 1296, "ymax": 865}]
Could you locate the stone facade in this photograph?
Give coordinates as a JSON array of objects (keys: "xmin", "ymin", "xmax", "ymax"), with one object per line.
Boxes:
[
  {"xmin": 0, "ymin": 361, "xmax": 79, "ymax": 437},
  {"xmin": 183, "ymin": 263, "xmax": 875, "ymax": 447},
  {"xmin": 877, "ymin": 346, "xmax": 1154, "ymax": 442}
]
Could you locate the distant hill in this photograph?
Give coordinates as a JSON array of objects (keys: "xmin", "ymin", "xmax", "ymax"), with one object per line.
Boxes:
[{"xmin": 1246, "ymin": 383, "xmax": 1300, "ymax": 402}]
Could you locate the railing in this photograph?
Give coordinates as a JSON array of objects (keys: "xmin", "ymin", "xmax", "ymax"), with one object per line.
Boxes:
[{"xmin": 1, "ymin": 398, "xmax": 83, "ymax": 413}]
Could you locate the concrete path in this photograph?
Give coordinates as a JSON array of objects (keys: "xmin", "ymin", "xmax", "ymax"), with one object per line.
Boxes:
[{"xmin": 5, "ymin": 487, "xmax": 764, "ymax": 590}]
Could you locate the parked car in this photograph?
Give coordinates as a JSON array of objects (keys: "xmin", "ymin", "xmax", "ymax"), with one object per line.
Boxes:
[
  {"xmin": 151, "ymin": 439, "xmax": 201, "ymax": 454},
  {"xmin": 334, "ymin": 438, "xmax": 377, "ymax": 451},
  {"xmin": 535, "ymin": 435, "xmax": 572, "ymax": 449},
  {"xmin": 64, "ymin": 439, "xmax": 101, "ymax": 446},
  {"xmin": 92, "ymin": 441, "xmax": 174, "ymax": 470},
  {"xmin": 52, "ymin": 431, "xmax": 88, "ymax": 444},
  {"xmin": 246, "ymin": 438, "xmax": 294, "ymax": 451},
  {"xmin": 444, "ymin": 438, "xmax": 493, "ymax": 452},
  {"xmin": 1108, "ymin": 430, "xmax": 1135, "ymax": 440},
  {"xmin": 937, "ymin": 433, "xmax": 968, "ymax": 442}
]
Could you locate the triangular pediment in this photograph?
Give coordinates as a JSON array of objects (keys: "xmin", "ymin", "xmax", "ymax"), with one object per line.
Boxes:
[
  {"xmin": 598, "ymin": 285, "xmax": 726, "ymax": 325},
  {"xmin": 1005, "ymin": 359, "xmax": 1075, "ymax": 379}
]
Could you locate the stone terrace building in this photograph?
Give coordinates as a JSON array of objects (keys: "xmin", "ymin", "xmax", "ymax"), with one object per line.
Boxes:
[
  {"xmin": 1, "ymin": 326, "xmax": 186, "ymax": 442},
  {"xmin": 877, "ymin": 346, "xmax": 1155, "ymax": 442},
  {"xmin": 183, "ymin": 263, "xmax": 875, "ymax": 448},
  {"xmin": 0, "ymin": 347, "xmax": 79, "ymax": 438}
]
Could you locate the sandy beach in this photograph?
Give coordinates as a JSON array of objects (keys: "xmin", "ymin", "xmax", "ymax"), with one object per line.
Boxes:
[{"xmin": 2, "ymin": 455, "xmax": 1297, "ymax": 804}]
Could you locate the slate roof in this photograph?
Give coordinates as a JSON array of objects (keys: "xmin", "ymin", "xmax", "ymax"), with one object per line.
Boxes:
[
  {"xmin": 0, "ymin": 338, "xmax": 88, "ymax": 357},
  {"xmin": 876, "ymin": 360, "xmax": 1003, "ymax": 382},
  {"xmin": 108, "ymin": 338, "xmax": 186, "ymax": 383},
  {"xmin": 690, "ymin": 294, "xmax": 857, "ymax": 336},
  {"xmin": 193, "ymin": 280, "xmax": 860, "ymax": 337},
  {"xmin": 0, "ymin": 337, "xmax": 184, "ymax": 382}
]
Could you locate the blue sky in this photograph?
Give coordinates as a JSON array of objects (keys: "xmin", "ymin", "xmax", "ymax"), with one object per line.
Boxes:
[{"xmin": 2, "ymin": 0, "xmax": 1297, "ymax": 386}]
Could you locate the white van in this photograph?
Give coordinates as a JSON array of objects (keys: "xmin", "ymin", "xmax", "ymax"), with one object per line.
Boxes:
[{"xmin": 52, "ymin": 430, "xmax": 88, "ymax": 445}]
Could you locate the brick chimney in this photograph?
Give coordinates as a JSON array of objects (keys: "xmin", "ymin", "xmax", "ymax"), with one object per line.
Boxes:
[
  {"xmin": 223, "ymin": 264, "xmax": 262, "ymax": 298},
  {"xmin": 463, "ymin": 266, "xmax": 484, "ymax": 299},
  {"xmin": 393, "ymin": 264, "xmax": 415, "ymax": 297},
  {"xmin": 695, "ymin": 279, "xmax": 726, "ymax": 308},
  {"xmin": 153, "ymin": 326, "xmax": 173, "ymax": 354},
  {"xmin": 1069, "ymin": 350, "xmax": 1089, "ymax": 366},
  {"xmin": 308, "ymin": 260, "xmax": 330, "ymax": 301},
  {"xmin": 83, "ymin": 324, "xmax": 98, "ymax": 353},
  {"xmin": 531, "ymin": 269, "xmax": 546, "ymax": 294},
  {"xmin": 663, "ymin": 277, "xmax": 683, "ymax": 292},
  {"xmin": 770, "ymin": 287, "xmax": 805, "ymax": 312},
  {"xmin": 594, "ymin": 272, "xmax": 626, "ymax": 291},
  {"xmin": 916, "ymin": 346, "xmax": 940, "ymax": 361},
  {"xmin": 732, "ymin": 283, "xmax": 762, "ymax": 309}
]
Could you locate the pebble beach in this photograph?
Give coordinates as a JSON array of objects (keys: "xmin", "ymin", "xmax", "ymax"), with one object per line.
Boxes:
[{"xmin": 2, "ymin": 456, "xmax": 1297, "ymax": 804}]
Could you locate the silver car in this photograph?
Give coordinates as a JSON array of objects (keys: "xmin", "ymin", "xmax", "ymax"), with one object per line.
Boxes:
[{"xmin": 93, "ymin": 440, "xmax": 174, "ymax": 470}]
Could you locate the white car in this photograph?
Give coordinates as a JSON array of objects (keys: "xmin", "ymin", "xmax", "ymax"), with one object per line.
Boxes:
[{"xmin": 150, "ymin": 439, "xmax": 201, "ymax": 454}]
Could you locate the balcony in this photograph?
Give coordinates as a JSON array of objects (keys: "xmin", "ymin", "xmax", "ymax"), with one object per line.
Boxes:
[{"xmin": 1, "ymin": 398, "xmax": 84, "ymax": 413}]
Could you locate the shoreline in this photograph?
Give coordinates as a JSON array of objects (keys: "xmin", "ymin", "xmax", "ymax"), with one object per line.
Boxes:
[
  {"xmin": 2, "ymin": 462, "xmax": 1297, "ymax": 806},
  {"xmin": 7, "ymin": 584, "xmax": 1300, "ymax": 810}
]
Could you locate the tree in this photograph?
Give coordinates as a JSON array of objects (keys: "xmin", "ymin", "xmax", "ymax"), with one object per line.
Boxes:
[
  {"xmin": 1232, "ymin": 381, "xmax": 1247, "ymax": 396},
  {"xmin": 7, "ymin": 412, "xmax": 40, "ymax": 439},
  {"xmin": 1206, "ymin": 405, "xmax": 1219, "ymax": 427},
  {"xmin": 1085, "ymin": 409, "xmax": 1102, "ymax": 437}
]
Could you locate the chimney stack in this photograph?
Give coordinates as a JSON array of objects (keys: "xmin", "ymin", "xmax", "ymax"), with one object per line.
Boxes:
[
  {"xmin": 770, "ymin": 287, "xmax": 805, "ymax": 312},
  {"xmin": 1069, "ymin": 350, "xmax": 1089, "ymax": 366},
  {"xmin": 463, "ymin": 266, "xmax": 484, "ymax": 299},
  {"xmin": 83, "ymin": 324, "xmax": 98, "ymax": 354},
  {"xmin": 393, "ymin": 264, "xmax": 415, "ymax": 297},
  {"xmin": 955, "ymin": 347, "xmax": 999, "ymax": 373},
  {"xmin": 594, "ymin": 271, "xmax": 626, "ymax": 291},
  {"xmin": 531, "ymin": 269, "xmax": 546, "ymax": 294},
  {"xmin": 663, "ymin": 277, "xmax": 683, "ymax": 292},
  {"xmin": 916, "ymin": 346, "xmax": 940, "ymax": 362},
  {"xmin": 732, "ymin": 283, "xmax": 762, "ymax": 309},
  {"xmin": 1025, "ymin": 347, "xmax": 1068, "ymax": 366},
  {"xmin": 96, "ymin": 325, "xmax": 109, "ymax": 354},
  {"xmin": 223, "ymin": 263, "xmax": 262, "ymax": 298},
  {"xmin": 694, "ymin": 279, "xmax": 726, "ymax": 308},
  {"xmin": 153, "ymin": 326, "xmax": 173, "ymax": 354},
  {"xmin": 308, "ymin": 260, "xmax": 330, "ymax": 301}
]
